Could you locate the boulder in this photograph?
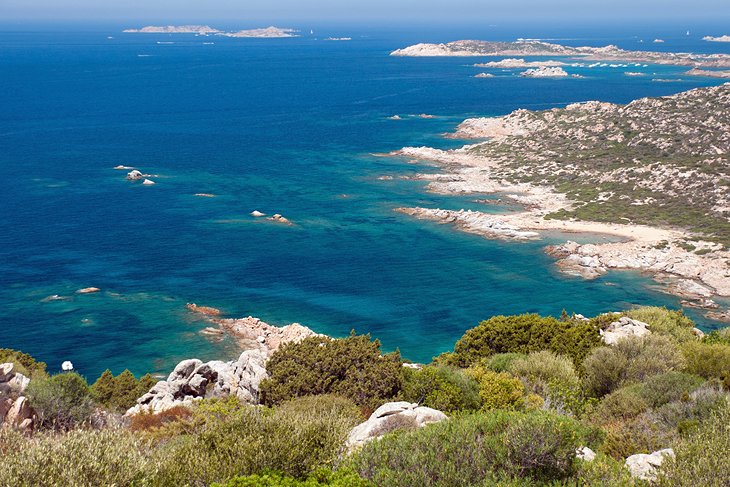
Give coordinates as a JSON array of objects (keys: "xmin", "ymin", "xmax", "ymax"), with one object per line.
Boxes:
[
  {"xmin": 0, "ymin": 363, "xmax": 14, "ymax": 382},
  {"xmin": 625, "ymin": 448, "xmax": 674, "ymax": 481},
  {"xmin": 4, "ymin": 397, "xmax": 33, "ymax": 430},
  {"xmin": 576, "ymin": 446, "xmax": 596, "ymax": 462},
  {"xmin": 601, "ymin": 316, "xmax": 651, "ymax": 345},
  {"xmin": 167, "ymin": 359, "xmax": 203, "ymax": 382},
  {"xmin": 126, "ymin": 349, "xmax": 268, "ymax": 416},
  {"xmin": 251, "ymin": 210, "xmax": 266, "ymax": 217},
  {"xmin": 346, "ymin": 401, "xmax": 447, "ymax": 450},
  {"xmin": 142, "ymin": 178, "xmax": 156, "ymax": 185}
]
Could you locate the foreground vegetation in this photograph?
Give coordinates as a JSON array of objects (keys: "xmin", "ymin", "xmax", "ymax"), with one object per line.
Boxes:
[{"xmin": 1, "ymin": 306, "xmax": 729, "ymax": 486}]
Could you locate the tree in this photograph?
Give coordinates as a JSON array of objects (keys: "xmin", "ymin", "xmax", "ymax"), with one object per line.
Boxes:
[{"xmin": 25, "ymin": 372, "xmax": 95, "ymax": 430}]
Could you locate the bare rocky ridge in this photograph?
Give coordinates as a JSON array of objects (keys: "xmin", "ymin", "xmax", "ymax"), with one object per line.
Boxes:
[
  {"xmin": 389, "ymin": 84, "xmax": 730, "ymax": 316},
  {"xmin": 390, "ymin": 39, "xmax": 730, "ymax": 69}
]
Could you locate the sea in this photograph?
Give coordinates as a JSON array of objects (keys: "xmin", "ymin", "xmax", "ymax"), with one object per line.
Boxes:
[{"xmin": 2, "ymin": 21, "xmax": 729, "ymax": 379}]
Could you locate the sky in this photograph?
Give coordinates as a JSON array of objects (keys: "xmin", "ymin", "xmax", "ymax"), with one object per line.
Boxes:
[{"xmin": 1, "ymin": 0, "xmax": 729, "ymax": 24}]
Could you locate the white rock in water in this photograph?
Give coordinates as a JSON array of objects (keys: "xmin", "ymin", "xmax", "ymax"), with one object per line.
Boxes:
[
  {"xmin": 61, "ymin": 360, "xmax": 74, "ymax": 371},
  {"xmin": 142, "ymin": 179, "xmax": 155, "ymax": 185},
  {"xmin": 520, "ymin": 66, "xmax": 569, "ymax": 78},
  {"xmin": 625, "ymin": 448, "xmax": 674, "ymax": 481},
  {"xmin": 126, "ymin": 170, "xmax": 144, "ymax": 180},
  {"xmin": 251, "ymin": 210, "xmax": 266, "ymax": 217}
]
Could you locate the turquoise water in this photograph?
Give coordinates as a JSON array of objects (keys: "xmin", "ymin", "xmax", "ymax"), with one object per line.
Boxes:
[{"xmin": 1, "ymin": 24, "xmax": 729, "ymax": 378}]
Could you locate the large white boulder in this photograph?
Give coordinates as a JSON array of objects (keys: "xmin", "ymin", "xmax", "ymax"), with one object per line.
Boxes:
[
  {"xmin": 601, "ymin": 316, "xmax": 651, "ymax": 345},
  {"xmin": 625, "ymin": 448, "xmax": 674, "ymax": 481},
  {"xmin": 346, "ymin": 401, "xmax": 448, "ymax": 450},
  {"xmin": 126, "ymin": 350, "xmax": 268, "ymax": 416}
]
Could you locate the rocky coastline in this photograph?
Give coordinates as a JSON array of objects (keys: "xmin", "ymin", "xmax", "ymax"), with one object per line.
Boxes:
[
  {"xmin": 387, "ymin": 84, "xmax": 730, "ymax": 320},
  {"xmin": 390, "ymin": 39, "xmax": 730, "ymax": 69}
]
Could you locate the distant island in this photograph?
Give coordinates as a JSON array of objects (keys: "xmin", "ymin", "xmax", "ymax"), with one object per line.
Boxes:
[
  {"xmin": 390, "ymin": 83, "xmax": 730, "ymax": 320},
  {"xmin": 123, "ymin": 25, "xmax": 298, "ymax": 38},
  {"xmin": 703, "ymin": 35, "xmax": 730, "ymax": 43},
  {"xmin": 122, "ymin": 25, "xmax": 221, "ymax": 34},
  {"xmin": 390, "ymin": 39, "xmax": 730, "ymax": 69},
  {"xmin": 221, "ymin": 26, "xmax": 298, "ymax": 38}
]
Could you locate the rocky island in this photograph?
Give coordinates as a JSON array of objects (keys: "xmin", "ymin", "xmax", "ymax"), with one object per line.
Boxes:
[
  {"xmin": 390, "ymin": 83, "xmax": 730, "ymax": 317},
  {"xmin": 123, "ymin": 25, "xmax": 221, "ymax": 34},
  {"xmin": 703, "ymin": 35, "xmax": 730, "ymax": 43},
  {"xmin": 221, "ymin": 26, "xmax": 298, "ymax": 38},
  {"xmin": 391, "ymin": 39, "xmax": 730, "ymax": 69},
  {"xmin": 123, "ymin": 25, "xmax": 298, "ymax": 38}
]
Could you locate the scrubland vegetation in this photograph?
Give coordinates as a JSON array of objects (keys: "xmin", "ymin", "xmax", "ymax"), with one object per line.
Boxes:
[{"xmin": 1, "ymin": 306, "xmax": 729, "ymax": 486}]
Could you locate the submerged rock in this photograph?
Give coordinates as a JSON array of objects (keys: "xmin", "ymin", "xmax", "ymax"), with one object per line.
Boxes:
[
  {"xmin": 76, "ymin": 287, "xmax": 101, "ymax": 294},
  {"xmin": 346, "ymin": 401, "xmax": 447, "ymax": 450}
]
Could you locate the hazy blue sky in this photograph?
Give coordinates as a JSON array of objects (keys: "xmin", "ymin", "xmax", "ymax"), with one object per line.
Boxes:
[{"xmin": 2, "ymin": 0, "xmax": 728, "ymax": 23}]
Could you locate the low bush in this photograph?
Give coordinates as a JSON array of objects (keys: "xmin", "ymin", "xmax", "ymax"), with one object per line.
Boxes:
[
  {"xmin": 467, "ymin": 367, "xmax": 526, "ymax": 410},
  {"xmin": 483, "ymin": 352, "xmax": 527, "ymax": 372},
  {"xmin": 574, "ymin": 452, "xmax": 639, "ymax": 486},
  {"xmin": 509, "ymin": 351, "xmax": 580, "ymax": 391},
  {"xmin": 0, "ymin": 428, "xmax": 154, "ymax": 487},
  {"xmin": 601, "ymin": 411, "xmax": 677, "ymax": 460},
  {"xmin": 349, "ymin": 410, "xmax": 600, "ymax": 486},
  {"xmin": 260, "ymin": 334, "xmax": 402, "ymax": 410},
  {"xmin": 214, "ymin": 468, "xmax": 374, "ymax": 487},
  {"xmin": 681, "ymin": 342, "xmax": 730, "ymax": 388},
  {"xmin": 0, "ymin": 348, "xmax": 47, "ymax": 379},
  {"xmin": 400, "ymin": 365, "xmax": 481, "ymax": 412},
  {"xmin": 149, "ymin": 395, "xmax": 362, "ymax": 485},
  {"xmin": 128, "ymin": 405, "xmax": 193, "ymax": 433},
  {"xmin": 704, "ymin": 326, "xmax": 730, "ymax": 346},
  {"xmin": 24, "ymin": 372, "xmax": 95, "ymax": 430},
  {"xmin": 582, "ymin": 335, "xmax": 685, "ymax": 397},
  {"xmin": 452, "ymin": 314, "xmax": 601, "ymax": 367},
  {"xmin": 625, "ymin": 306, "xmax": 697, "ymax": 343},
  {"xmin": 657, "ymin": 404, "xmax": 730, "ymax": 486},
  {"xmin": 91, "ymin": 369, "xmax": 156, "ymax": 412}
]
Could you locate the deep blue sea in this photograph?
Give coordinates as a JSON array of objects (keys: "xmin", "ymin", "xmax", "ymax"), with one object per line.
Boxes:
[{"xmin": 2, "ymin": 22, "xmax": 729, "ymax": 378}]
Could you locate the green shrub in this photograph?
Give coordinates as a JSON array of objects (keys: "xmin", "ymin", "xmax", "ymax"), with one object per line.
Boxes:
[
  {"xmin": 601, "ymin": 411, "xmax": 677, "ymax": 460},
  {"xmin": 400, "ymin": 365, "xmax": 481, "ymax": 412},
  {"xmin": 25, "ymin": 372, "xmax": 95, "ymax": 430},
  {"xmin": 484, "ymin": 352, "xmax": 527, "ymax": 372},
  {"xmin": 150, "ymin": 395, "xmax": 362, "ymax": 485},
  {"xmin": 466, "ymin": 367, "xmax": 526, "ymax": 410},
  {"xmin": 657, "ymin": 403, "xmax": 730, "ymax": 486},
  {"xmin": 350, "ymin": 410, "xmax": 600, "ymax": 486},
  {"xmin": 91, "ymin": 369, "xmax": 155, "ymax": 412},
  {"xmin": 0, "ymin": 348, "xmax": 47, "ymax": 379},
  {"xmin": 574, "ymin": 452, "xmax": 639, "ymax": 486},
  {"xmin": 0, "ymin": 428, "xmax": 155, "ymax": 487},
  {"xmin": 654, "ymin": 384, "xmax": 730, "ymax": 432},
  {"xmin": 452, "ymin": 314, "xmax": 601, "ymax": 367},
  {"xmin": 509, "ymin": 351, "xmax": 580, "ymax": 388},
  {"xmin": 704, "ymin": 327, "xmax": 730, "ymax": 346},
  {"xmin": 214, "ymin": 468, "xmax": 375, "ymax": 487},
  {"xmin": 582, "ymin": 335, "xmax": 685, "ymax": 397},
  {"xmin": 260, "ymin": 334, "xmax": 402, "ymax": 410},
  {"xmin": 625, "ymin": 307, "xmax": 697, "ymax": 343},
  {"xmin": 681, "ymin": 342, "xmax": 730, "ymax": 388}
]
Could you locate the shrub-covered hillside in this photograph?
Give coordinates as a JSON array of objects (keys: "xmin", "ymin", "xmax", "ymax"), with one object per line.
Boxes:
[{"xmin": 1, "ymin": 306, "xmax": 729, "ymax": 486}]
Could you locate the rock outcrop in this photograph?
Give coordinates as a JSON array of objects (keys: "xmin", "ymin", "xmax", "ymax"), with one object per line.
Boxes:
[
  {"xmin": 625, "ymin": 448, "xmax": 674, "ymax": 481},
  {"xmin": 0, "ymin": 363, "xmax": 34, "ymax": 432},
  {"xmin": 126, "ymin": 349, "xmax": 268, "ymax": 415},
  {"xmin": 346, "ymin": 401, "xmax": 448, "ymax": 450},
  {"xmin": 0, "ymin": 363, "xmax": 30, "ymax": 396},
  {"xmin": 601, "ymin": 317, "xmax": 651, "ymax": 345},
  {"xmin": 207, "ymin": 315, "xmax": 321, "ymax": 356}
]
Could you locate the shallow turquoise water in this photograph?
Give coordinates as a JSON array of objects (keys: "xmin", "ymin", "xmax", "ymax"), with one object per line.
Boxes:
[{"xmin": 1, "ymin": 24, "xmax": 728, "ymax": 378}]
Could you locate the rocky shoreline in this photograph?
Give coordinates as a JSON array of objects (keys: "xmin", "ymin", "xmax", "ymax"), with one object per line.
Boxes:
[{"xmin": 387, "ymin": 86, "xmax": 730, "ymax": 320}]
